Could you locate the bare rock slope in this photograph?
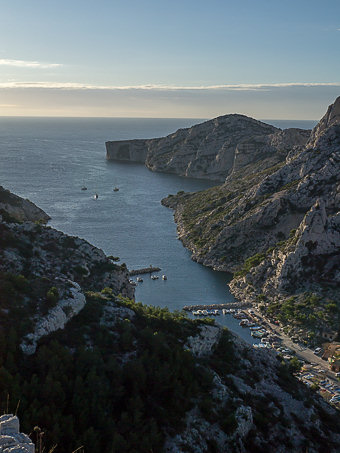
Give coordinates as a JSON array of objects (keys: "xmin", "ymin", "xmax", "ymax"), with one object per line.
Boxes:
[
  {"xmin": 162, "ymin": 97, "xmax": 340, "ymax": 343},
  {"xmin": 106, "ymin": 115, "xmax": 309, "ymax": 181}
]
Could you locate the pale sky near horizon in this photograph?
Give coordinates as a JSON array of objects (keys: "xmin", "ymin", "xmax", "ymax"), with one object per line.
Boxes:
[{"xmin": 0, "ymin": 0, "xmax": 339, "ymax": 119}]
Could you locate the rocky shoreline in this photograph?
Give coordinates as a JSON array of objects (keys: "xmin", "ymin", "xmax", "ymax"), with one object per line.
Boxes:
[
  {"xmin": 162, "ymin": 97, "xmax": 340, "ymax": 347},
  {"xmin": 107, "ymin": 114, "xmax": 310, "ymax": 182}
]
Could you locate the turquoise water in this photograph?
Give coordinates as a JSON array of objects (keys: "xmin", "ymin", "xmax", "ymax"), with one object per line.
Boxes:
[{"xmin": 0, "ymin": 117, "xmax": 316, "ymax": 342}]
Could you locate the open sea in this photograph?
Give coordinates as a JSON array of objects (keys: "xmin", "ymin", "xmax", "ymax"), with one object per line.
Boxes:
[{"xmin": 0, "ymin": 117, "xmax": 317, "ymax": 343}]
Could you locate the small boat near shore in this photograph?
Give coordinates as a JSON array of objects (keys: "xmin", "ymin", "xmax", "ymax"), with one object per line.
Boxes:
[
  {"xmin": 162, "ymin": 275, "xmax": 167, "ymax": 280},
  {"xmin": 136, "ymin": 277, "xmax": 143, "ymax": 282},
  {"xmin": 151, "ymin": 275, "xmax": 159, "ymax": 280},
  {"xmin": 129, "ymin": 279, "xmax": 137, "ymax": 287},
  {"xmin": 251, "ymin": 330, "xmax": 267, "ymax": 338}
]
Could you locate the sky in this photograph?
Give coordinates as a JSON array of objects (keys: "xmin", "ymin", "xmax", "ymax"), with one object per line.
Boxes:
[{"xmin": 0, "ymin": 0, "xmax": 339, "ymax": 119}]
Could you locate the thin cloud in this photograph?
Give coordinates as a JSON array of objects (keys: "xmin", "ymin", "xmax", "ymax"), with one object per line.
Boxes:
[
  {"xmin": 0, "ymin": 59, "xmax": 62, "ymax": 68},
  {"xmin": 0, "ymin": 81, "xmax": 340, "ymax": 91}
]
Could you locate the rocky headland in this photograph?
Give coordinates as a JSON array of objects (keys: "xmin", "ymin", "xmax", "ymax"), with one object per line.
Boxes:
[
  {"xmin": 106, "ymin": 115, "xmax": 310, "ymax": 181},
  {"xmin": 162, "ymin": 97, "xmax": 340, "ymax": 346},
  {"xmin": 0, "ymin": 414, "xmax": 34, "ymax": 453},
  {"xmin": 1, "ymin": 187, "xmax": 340, "ymax": 452}
]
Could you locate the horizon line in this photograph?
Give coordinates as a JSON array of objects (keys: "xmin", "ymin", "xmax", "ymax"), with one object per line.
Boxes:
[{"xmin": 0, "ymin": 114, "xmax": 319, "ymax": 121}]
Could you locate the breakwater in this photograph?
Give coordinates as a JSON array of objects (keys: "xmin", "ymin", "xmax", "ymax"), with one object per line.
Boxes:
[
  {"xmin": 129, "ymin": 266, "xmax": 161, "ymax": 276},
  {"xmin": 183, "ymin": 301, "xmax": 251, "ymax": 311}
]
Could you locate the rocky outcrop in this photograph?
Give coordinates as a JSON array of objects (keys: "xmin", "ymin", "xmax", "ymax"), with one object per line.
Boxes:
[
  {"xmin": 162, "ymin": 97, "xmax": 340, "ymax": 273},
  {"xmin": 0, "ymin": 188, "xmax": 134, "ymax": 355},
  {"xmin": 105, "ymin": 139, "xmax": 148, "ymax": 163},
  {"xmin": 185, "ymin": 324, "xmax": 221, "ymax": 357},
  {"xmin": 308, "ymin": 96, "xmax": 340, "ymax": 148},
  {"xmin": 0, "ymin": 414, "xmax": 34, "ymax": 453},
  {"xmin": 162, "ymin": 97, "xmax": 340, "ymax": 345},
  {"xmin": 21, "ymin": 281, "xmax": 86, "ymax": 355},
  {"xmin": 230, "ymin": 198, "xmax": 340, "ymax": 294},
  {"xmin": 0, "ymin": 186, "xmax": 50, "ymax": 223},
  {"xmin": 106, "ymin": 115, "xmax": 310, "ymax": 181}
]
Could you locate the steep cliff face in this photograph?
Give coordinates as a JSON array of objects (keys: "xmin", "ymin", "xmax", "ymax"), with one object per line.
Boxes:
[
  {"xmin": 162, "ymin": 97, "xmax": 339, "ymax": 272},
  {"xmin": 106, "ymin": 115, "xmax": 310, "ymax": 181},
  {"xmin": 162, "ymin": 97, "xmax": 340, "ymax": 344}
]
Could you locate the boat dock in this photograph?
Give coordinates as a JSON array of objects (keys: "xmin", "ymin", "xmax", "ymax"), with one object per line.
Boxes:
[
  {"xmin": 183, "ymin": 301, "xmax": 251, "ymax": 311},
  {"xmin": 129, "ymin": 266, "xmax": 161, "ymax": 276}
]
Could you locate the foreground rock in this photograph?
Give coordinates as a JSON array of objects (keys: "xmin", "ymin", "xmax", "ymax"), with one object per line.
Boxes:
[
  {"xmin": 106, "ymin": 115, "xmax": 309, "ymax": 181},
  {"xmin": 0, "ymin": 414, "xmax": 34, "ymax": 453}
]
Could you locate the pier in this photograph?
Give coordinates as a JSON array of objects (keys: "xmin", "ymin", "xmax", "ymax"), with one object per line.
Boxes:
[
  {"xmin": 183, "ymin": 301, "xmax": 251, "ymax": 311},
  {"xmin": 129, "ymin": 266, "xmax": 161, "ymax": 276}
]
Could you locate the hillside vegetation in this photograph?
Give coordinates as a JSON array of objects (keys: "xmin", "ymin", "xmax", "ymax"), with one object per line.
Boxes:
[{"xmin": 1, "ymin": 187, "xmax": 340, "ymax": 452}]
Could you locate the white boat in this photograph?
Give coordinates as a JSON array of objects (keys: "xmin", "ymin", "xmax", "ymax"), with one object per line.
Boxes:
[
  {"xmin": 136, "ymin": 277, "xmax": 143, "ymax": 282},
  {"xmin": 151, "ymin": 275, "xmax": 159, "ymax": 280},
  {"xmin": 129, "ymin": 279, "xmax": 137, "ymax": 287},
  {"xmin": 162, "ymin": 275, "xmax": 167, "ymax": 280},
  {"xmin": 222, "ymin": 309, "xmax": 227, "ymax": 315},
  {"xmin": 94, "ymin": 193, "xmax": 98, "ymax": 199},
  {"xmin": 113, "ymin": 187, "xmax": 119, "ymax": 192}
]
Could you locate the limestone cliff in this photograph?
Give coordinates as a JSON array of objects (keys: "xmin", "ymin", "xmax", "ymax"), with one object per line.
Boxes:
[
  {"xmin": 106, "ymin": 115, "xmax": 310, "ymax": 181},
  {"xmin": 162, "ymin": 97, "xmax": 340, "ymax": 344}
]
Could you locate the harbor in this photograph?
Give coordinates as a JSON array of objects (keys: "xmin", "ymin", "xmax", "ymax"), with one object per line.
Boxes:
[{"xmin": 129, "ymin": 266, "xmax": 161, "ymax": 276}]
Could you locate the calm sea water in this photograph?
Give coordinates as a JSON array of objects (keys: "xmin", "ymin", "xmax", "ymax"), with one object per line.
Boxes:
[{"xmin": 0, "ymin": 117, "xmax": 317, "ymax": 342}]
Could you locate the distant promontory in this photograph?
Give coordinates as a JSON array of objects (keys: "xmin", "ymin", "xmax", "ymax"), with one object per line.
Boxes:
[{"xmin": 106, "ymin": 114, "xmax": 310, "ymax": 181}]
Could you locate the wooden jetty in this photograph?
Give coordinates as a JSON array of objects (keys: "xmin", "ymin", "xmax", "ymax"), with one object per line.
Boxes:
[
  {"xmin": 129, "ymin": 266, "xmax": 161, "ymax": 276},
  {"xmin": 183, "ymin": 301, "xmax": 251, "ymax": 311}
]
